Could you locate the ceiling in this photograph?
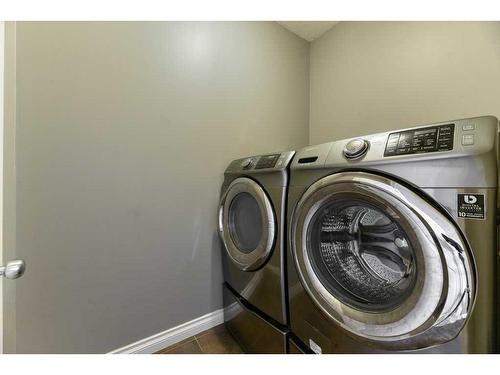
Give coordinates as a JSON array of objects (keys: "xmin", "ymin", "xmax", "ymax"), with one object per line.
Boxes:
[{"xmin": 277, "ymin": 21, "xmax": 339, "ymax": 42}]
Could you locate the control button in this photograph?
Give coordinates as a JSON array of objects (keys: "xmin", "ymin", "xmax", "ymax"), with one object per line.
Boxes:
[
  {"xmin": 343, "ymin": 138, "xmax": 369, "ymax": 160},
  {"xmin": 240, "ymin": 158, "xmax": 254, "ymax": 169},
  {"xmin": 462, "ymin": 124, "xmax": 475, "ymax": 131},
  {"xmin": 462, "ymin": 134, "xmax": 475, "ymax": 146}
]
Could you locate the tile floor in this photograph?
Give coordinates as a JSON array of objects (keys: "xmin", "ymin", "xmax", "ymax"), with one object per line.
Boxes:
[{"xmin": 156, "ymin": 324, "xmax": 243, "ymax": 354}]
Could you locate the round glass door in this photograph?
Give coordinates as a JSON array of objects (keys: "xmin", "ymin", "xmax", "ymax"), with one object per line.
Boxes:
[
  {"xmin": 308, "ymin": 200, "xmax": 417, "ymax": 313},
  {"xmin": 291, "ymin": 171, "xmax": 475, "ymax": 350},
  {"xmin": 219, "ymin": 177, "xmax": 276, "ymax": 271},
  {"xmin": 228, "ymin": 192, "xmax": 263, "ymax": 253}
]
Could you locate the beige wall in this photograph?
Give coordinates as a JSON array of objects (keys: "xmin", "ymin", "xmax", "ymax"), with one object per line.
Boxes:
[
  {"xmin": 11, "ymin": 22, "xmax": 309, "ymax": 353},
  {"xmin": 309, "ymin": 21, "xmax": 500, "ymax": 144}
]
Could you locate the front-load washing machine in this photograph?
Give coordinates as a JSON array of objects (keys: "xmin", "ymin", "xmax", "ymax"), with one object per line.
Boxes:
[
  {"xmin": 219, "ymin": 151, "xmax": 295, "ymax": 353},
  {"xmin": 287, "ymin": 116, "xmax": 498, "ymax": 353}
]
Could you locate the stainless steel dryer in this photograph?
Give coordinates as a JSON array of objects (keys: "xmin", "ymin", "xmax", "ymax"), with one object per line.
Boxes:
[
  {"xmin": 287, "ymin": 116, "xmax": 498, "ymax": 354},
  {"xmin": 219, "ymin": 151, "xmax": 295, "ymax": 353}
]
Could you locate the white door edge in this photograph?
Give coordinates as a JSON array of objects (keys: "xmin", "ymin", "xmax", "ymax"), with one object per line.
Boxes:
[
  {"xmin": 0, "ymin": 20, "xmax": 5, "ymax": 355},
  {"xmin": 2, "ymin": 21, "xmax": 17, "ymax": 354}
]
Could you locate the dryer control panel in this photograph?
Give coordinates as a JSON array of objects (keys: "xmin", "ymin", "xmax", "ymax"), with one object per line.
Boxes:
[
  {"xmin": 384, "ymin": 124, "xmax": 455, "ymax": 157},
  {"xmin": 226, "ymin": 151, "xmax": 295, "ymax": 173},
  {"xmin": 240, "ymin": 154, "xmax": 281, "ymax": 170},
  {"xmin": 254, "ymin": 154, "xmax": 281, "ymax": 169}
]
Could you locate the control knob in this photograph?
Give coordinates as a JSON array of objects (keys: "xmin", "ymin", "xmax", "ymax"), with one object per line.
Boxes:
[
  {"xmin": 241, "ymin": 158, "xmax": 254, "ymax": 169},
  {"xmin": 343, "ymin": 138, "xmax": 369, "ymax": 160}
]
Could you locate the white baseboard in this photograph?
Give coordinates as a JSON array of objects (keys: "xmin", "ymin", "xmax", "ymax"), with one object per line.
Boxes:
[{"xmin": 109, "ymin": 308, "xmax": 225, "ymax": 354}]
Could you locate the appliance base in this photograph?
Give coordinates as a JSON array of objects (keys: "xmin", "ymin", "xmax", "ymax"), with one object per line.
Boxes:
[{"xmin": 223, "ymin": 283, "xmax": 288, "ymax": 354}]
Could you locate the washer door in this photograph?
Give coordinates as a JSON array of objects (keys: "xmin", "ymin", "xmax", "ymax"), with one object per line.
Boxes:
[
  {"xmin": 290, "ymin": 171, "xmax": 476, "ymax": 350},
  {"xmin": 219, "ymin": 177, "xmax": 276, "ymax": 271}
]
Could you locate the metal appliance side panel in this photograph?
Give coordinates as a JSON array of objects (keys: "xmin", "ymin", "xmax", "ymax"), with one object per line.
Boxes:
[
  {"xmin": 221, "ymin": 185, "xmax": 287, "ymax": 324},
  {"xmin": 287, "ymin": 187, "xmax": 497, "ymax": 353},
  {"xmin": 223, "ymin": 284, "xmax": 287, "ymax": 354}
]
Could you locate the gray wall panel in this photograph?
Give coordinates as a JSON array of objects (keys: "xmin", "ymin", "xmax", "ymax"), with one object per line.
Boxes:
[{"xmin": 13, "ymin": 21, "xmax": 309, "ymax": 353}]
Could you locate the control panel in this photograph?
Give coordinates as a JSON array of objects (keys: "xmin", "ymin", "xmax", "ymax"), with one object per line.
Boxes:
[
  {"xmin": 384, "ymin": 124, "xmax": 455, "ymax": 157},
  {"xmin": 255, "ymin": 154, "xmax": 281, "ymax": 169},
  {"xmin": 229, "ymin": 152, "xmax": 295, "ymax": 173}
]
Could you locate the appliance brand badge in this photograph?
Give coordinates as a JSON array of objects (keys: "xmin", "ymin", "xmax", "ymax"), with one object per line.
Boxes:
[{"xmin": 457, "ymin": 193, "xmax": 485, "ymax": 220}]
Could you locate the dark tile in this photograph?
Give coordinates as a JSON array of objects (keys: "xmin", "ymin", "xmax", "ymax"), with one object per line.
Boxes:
[
  {"xmin": 155, "ymin": 336, "xmax": 194, "ymax": 354},
  {"xmin": 196, "ymin": 327, "xmax": 243, "ymax": 354},
  {"xmin": 196, "ymin": 324, "xmax": 227, "ymax": 338},
  {"xmin": 155, "ymin": 336, "xmax": 196, "ymax": 354},
  {"xmin": 160, "ymin": 338, "xmax": 203, "ymax": 354},
  {"xmin": 155, "ymin": 324, "xmax": 244, "ymax": 354}
]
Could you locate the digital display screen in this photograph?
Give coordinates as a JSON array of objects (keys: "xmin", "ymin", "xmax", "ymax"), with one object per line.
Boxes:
[
  {"xmin": 384, "ymin": 124, "xmax": 454, "ymax": 157},
  {"xmin": 255, "ymin": 154, "xmax": 280, "ymax": 169}
]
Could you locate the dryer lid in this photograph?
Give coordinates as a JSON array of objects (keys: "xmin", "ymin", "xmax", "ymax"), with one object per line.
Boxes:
[{"xmin": 290, "ymin": 171, "xmax": 476, "ymax": 350}]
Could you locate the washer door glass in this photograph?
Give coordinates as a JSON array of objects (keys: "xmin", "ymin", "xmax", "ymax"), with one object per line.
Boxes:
[
  {"xmin": 219, "ymin": 177, "xmax": 276, "ymax": 271},
  {"xmin": 308, "ymin": 200, "xmax": 416, "ymax": 312},
  {"xmin": 291, "ymin": 172, "xmax": 476, "ymax": 350}
]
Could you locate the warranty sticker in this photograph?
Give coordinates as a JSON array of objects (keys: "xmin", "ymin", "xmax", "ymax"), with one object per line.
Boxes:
[{"xmin": 457, "ymin": 194, "xmax": 485, "ymax": 220}]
